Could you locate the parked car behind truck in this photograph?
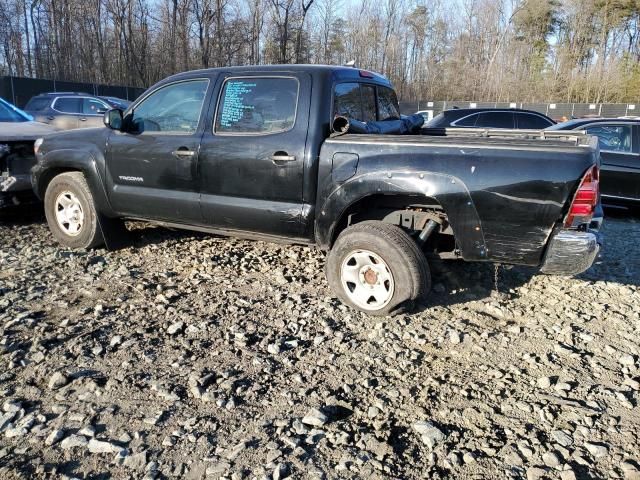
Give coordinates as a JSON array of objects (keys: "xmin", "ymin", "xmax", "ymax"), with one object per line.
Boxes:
[
  {"xmin": 31, "ymin": 65, "xmax": 602, "ymax": 315},
  {"xmin": 548, "ymin": 118, "xmax": 640, "ymax": 206},
  {"xmin": 25, "ymin": 92, "xmax": 113, "ymax": 130}
]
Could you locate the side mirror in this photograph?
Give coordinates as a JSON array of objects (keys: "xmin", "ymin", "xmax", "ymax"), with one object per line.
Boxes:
[{"xmin": 104, "ymin": 108, "xmax": 123, "ymax": 130}]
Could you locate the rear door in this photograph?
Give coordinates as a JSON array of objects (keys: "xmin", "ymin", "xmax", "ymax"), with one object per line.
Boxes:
[
  {"xmin": 198, "ymin": 73, "xmax": 311, "ymax": 237},
  {"xmin": 474, "ymin": 111, "xmax": 515, "ymax": 129},
  {"xmin": 582, "ymin": 123, "xmax": 639, "ymax": 201},
  {"xmin": 105, "ymin": 78, "xmax": 211, "ymax": 222}
]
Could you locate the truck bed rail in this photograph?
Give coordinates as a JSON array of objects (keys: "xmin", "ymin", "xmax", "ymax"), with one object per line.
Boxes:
[{"xmin": 421, "ymin": 127, "xmax": 591, "ymax": 146}]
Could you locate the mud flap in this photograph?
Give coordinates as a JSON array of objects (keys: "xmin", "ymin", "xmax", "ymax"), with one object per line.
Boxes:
[{"xmin": 96, "ymin": 214, "xmax": 131, "ymax": 251}]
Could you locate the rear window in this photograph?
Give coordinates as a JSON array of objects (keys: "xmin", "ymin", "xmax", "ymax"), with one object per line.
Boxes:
[
  {"xmin": 377, "ymin": 86, "xmax": 400, "ymax": 121},
  {"xmin": 517, "ymin": 113, "xmax": 552, "ymax": 129},
  {"xmin": 54, "ymin": 97, "xmax": 83, "ymax": 114},
  {"xmin": 24, "ymin": 97, "xmax": 51, "ymax": 112},
  {"xmin": 215, "ymin": 77, "xmax": 299, "ymax": 134}
]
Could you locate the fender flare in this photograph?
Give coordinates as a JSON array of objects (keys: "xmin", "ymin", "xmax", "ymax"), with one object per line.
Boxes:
[
  {"xmin": 33, "ymin": 148, "xmax": 116, "ymax": 217},
  {"xmin": 315, "ymin": 170, "xmax": 488, "ymax": 261}
]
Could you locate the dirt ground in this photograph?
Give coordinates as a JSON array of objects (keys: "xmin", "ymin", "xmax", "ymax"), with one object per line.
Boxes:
[{"xmin": 0, "ymin": 208, "xmax": 639, "ymax": 480}]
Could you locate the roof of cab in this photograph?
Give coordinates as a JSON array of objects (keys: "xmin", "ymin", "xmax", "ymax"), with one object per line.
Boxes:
[{"xmin": 159, "ymin": 64, "xmax": 392, "ymax": 87}]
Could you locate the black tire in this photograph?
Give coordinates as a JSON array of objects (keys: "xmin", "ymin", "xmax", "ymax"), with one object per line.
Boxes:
[
  {"xmin": 326, "ymin": 221, "xmax": 431, "ymax": 316},
  {"xmin": 44, "ymin": 172, "xmax": 105, "ymax": 249}
]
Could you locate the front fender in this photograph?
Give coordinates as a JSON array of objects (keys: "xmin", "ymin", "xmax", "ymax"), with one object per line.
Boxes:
[
  {"xmin": 315, "ymin": 170, "xmax": 488, "ymax": 261},
  {"xmin": 32, "ymin": 148, "xmax": 116, "ymax": 217}
]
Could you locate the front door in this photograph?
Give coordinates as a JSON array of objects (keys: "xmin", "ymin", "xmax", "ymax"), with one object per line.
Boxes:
[
  {"xmin": 105, "ymin": 78, "xmax": 211, "ymax": 222},
  {"xmin": 583, "ymin": 123, "xmax": 640, "ymax": 201},
  {"xmin": 79, "ymin": 98, "xmax": 110, "ymax": 128},
  {"xmin": 198, "ymin": 73, "xmax": 310, "ymax": 237}
]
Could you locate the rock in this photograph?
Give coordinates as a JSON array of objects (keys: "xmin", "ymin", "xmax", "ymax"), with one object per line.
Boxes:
[
  {"xmin": 273, "ymin": 462, "xmax": 289, "ymax": 480},
  {"xmin": 167, "ymin": 321, "xmax": 184, "ymax": 335},
  {"xmin": 0, "ymin": 412, "xmax": 16, "ymax": 432},
  {"xmin": 45, "ymin": 429, "xmax": 65, "ymax": 446},
  {"xmin": 226, "ymin": 440, "xmax": 248, "ymax": 461},
  {"xmin": 550, "ymin": 430, "xmax": 573, "ymax": 447},
  {"xmin": 60, "ymin": 435, "xmax": 88, "ymax": 449},
  {"xmin": 542, "ymin": 451, "xmax": 561, "ymax": 468},
  {"xmin": 302, "ymin": 408, "xmax": 327, "ymax": 427},
  {"xmin": 622, "ymin": 461, "xmax": 640, "ymax": 480},
  {"xmin": 537, "ymin": 376, "xmax": 552, "ymax": 389},
  {"xmin": 412, "ymin": 421, "xmax": 446, "ymax": 448},
  {"xmin": 619, "ymin": 354, "xmax": 636, "ymax": 367},
  {"xmin": 560, "ymin": 468, "xmax": 577, "ymax": 480},
  {"xmin": 124, "ymin": 451, "xmax": 148, "ymax": 470},
  {"xmin": 48, "ymin": 371, "xmax": 69, "ymax": 390},
  {"xmin": 449, "ymin": 330, "xmax": 462, "ymax": 345},
  {"xmin": 463, "ymin": 451, "xmax": 477, "ymax": 464},
  {"xmin": 526, "ymin": 466, "xmax": 548, "ymax": 480},
  {"xmin": 584, "ymin": 442, "xmax": 609, "ymax": 458},
  {"xmin": 87, "ymin": 438, "xmax": 126, "ymax": 454}
]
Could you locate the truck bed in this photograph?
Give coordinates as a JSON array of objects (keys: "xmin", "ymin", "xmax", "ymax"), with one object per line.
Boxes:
[{"xmin": 319, "ymin": 128, "xmax": 599, "ymax": 265}]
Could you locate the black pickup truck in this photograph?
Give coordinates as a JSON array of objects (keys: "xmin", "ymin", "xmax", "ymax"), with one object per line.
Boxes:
[{"xmin": 31, "ymin": 65, "xmax": 602, "ymax": 315}]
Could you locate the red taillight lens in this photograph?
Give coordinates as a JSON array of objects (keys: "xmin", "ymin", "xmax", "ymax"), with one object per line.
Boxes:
[{"xmin": 565, "ymin": 165, "xmax": 599, "ymax": 228}]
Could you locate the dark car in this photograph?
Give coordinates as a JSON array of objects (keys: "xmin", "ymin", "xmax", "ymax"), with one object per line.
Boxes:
[
  {"xmin": 31, "ymin": 65, "xmax": 601, "ymax": 316},
  {"xmin": 24, "ymin": 92, "xmax": 112, "ymax": 130},
  {"xmin": 548, "ymin": 118, "xmax": 639, "ymax": 205},
  {"xmin": 425, "ymin": 108, "xmax": 556, "ymax": 130},
  {"xmin": 99, "ymin": 96, "xmax": 132, "ymax": 110},
  {"xmin": 1, "ymin": 97, "xmax": 57, "ymax": 208}
]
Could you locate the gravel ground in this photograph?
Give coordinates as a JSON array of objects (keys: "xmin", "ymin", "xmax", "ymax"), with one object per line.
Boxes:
[{"xmin": 0, "ymin": 209, "xmax": 639, "ymax": 480}]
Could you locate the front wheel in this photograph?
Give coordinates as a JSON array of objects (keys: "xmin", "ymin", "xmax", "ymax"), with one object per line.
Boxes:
[
  {"xmin": 44, "ymin": 172, "xmax": 105, "ymax": 249},
  {"xmin": 326, "ymin": 221, "xmax": 431, "ymax": 316}
]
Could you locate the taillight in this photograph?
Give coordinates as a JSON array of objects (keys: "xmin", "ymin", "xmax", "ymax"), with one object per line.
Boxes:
[{"xmin": 564, "ymin": 165, "xmax": 599, "ymax": 228}]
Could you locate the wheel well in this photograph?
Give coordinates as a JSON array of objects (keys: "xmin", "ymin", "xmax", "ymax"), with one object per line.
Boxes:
[
  {"xmin": 37, "ymin": 168, "xmax": 81, "ymax": 198},
  {"xmin": 330, "ymin": 194, "xmax": 457, "ymax": 256}
]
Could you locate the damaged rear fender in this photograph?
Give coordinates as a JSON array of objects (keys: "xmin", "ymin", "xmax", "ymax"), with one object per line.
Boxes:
[{"xmin": 315, "ymin": 170, "xmax": 488, "ymax": 261}]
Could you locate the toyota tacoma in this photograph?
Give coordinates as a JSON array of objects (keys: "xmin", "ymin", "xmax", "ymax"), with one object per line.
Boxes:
[{"xmin": 32, "ymin": 65, "xmax": 602, "ymax": 315}]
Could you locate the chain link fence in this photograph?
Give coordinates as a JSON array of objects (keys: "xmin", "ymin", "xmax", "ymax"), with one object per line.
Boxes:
[
  {"xmin": 399, "ymin": 100, "xmax": 639, "ymax": 122},
  {"xmin": 0, "ymin": 76, "xmax": 146, "ymax": 108}
]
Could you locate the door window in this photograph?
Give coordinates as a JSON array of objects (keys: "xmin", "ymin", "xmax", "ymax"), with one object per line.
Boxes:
[
  {"xmin": 377, "ymin": 86, "xmax": 400, "ymax": 120},
  {"xmin": 83, "ymin": 98, "xmax": 109, "ymax": 115},
  {"xmin": 54, "ymin": 97, "xmax": 83, "ymax": 114},
  {"xmin": 454, "ymin": 114, "xmax": 479, "ymax": 127},
  {"xmin": 130, "ymin": 80, "xmax": 209, "ymax": 134},
  {"xmin": 517, "ymin": 113, "xmax": 553, "ymax": 129},
  {"xmin": 476, "ymin": 112, "xmax": 514, "ymax": 129},
  {"xmin": 215, "ymin": 77, "xmax": 299, "ymax": 134},
  {"xmin": 584, "ymin": 125, "xmax": 633, "ymax": 153}
]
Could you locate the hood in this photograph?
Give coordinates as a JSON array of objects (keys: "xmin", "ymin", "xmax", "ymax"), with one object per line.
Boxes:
[{"xmin": 1, "ymin": 121, "xmax": 59, "ymax": 141}]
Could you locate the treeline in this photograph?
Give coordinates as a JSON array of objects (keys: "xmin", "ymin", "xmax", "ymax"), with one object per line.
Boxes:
[{"xmin": 1, "ymin": 0, "xmax": 639, "ymax": 102}]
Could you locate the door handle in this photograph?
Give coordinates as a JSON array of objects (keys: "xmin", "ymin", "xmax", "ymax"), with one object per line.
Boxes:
[
  {"xmin": 271, "ymin": 152, "xmax": 296, "ymax": 163},
  {"xmin": 172, "ymin": 148, "xmax": 195, "ymax": 158},
  {"xmin": 79, "ymin": 117, "xmax": 87, "ymax": 121}
]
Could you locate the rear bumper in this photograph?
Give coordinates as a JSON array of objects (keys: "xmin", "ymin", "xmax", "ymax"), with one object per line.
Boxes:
[{"xmin": 540, "ymin": 228, "xmax": 601, "ymax": 276}]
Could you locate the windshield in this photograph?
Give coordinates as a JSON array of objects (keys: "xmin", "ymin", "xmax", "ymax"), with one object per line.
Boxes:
[{"xmin": 0, "ymin": 99, "xmax": 30, "ymax": 122}]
